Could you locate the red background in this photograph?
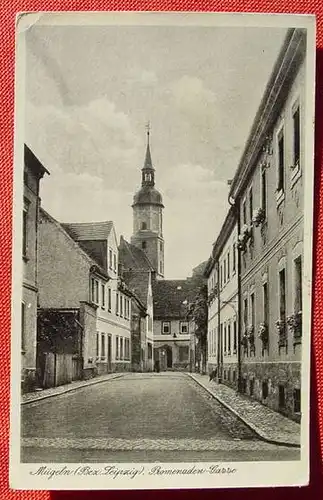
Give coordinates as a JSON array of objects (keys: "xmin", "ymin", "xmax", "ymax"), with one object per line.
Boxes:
[{"xmin": 0, "ymin": 1, "xmax": 322, "ymax": 498}]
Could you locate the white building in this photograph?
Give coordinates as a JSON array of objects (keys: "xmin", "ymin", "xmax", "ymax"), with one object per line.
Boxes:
[{"xmin": 205, "ymin": 207, "xmax": 239, "ymax": 389}]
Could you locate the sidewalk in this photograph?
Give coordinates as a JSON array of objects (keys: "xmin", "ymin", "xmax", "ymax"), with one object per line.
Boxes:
[
  {"xmin": 188, "ymin": 373, "xmax": 300, "ymax": 447},
  {"xmin": 21, "ymin": 372, "xmax": 124, "ymax": 405}
]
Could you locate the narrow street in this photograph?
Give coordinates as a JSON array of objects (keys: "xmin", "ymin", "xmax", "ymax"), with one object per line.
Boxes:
[{"xmin": 21, "ymin": 373, "xmax": 299, "ymax": 463}]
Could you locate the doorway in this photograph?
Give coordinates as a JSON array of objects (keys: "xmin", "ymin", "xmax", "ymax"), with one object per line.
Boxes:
[{"xmin": 166, "ymin": 346, "xmax": 173, "ymax": 369}]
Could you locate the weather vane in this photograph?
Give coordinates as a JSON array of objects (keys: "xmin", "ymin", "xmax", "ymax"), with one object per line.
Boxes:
[{"xmin": 146, "ymin": 121, "xmax": 151, "ymax": 142}]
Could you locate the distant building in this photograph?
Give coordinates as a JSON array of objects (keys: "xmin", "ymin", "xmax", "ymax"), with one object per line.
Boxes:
[
  {"xmin": 119, "ymin": 236, "xmax": 154, "ymax": 371},
  {"xmin": 131, "ymin": 128, "xmax": 164, "ymax": 278},
  {"xmin": 152, "ymin": 277, "xmax": 203, "ymax": 371},
  {"xmin": 21, "ymin": 145, "xmax": 49, "ymax": 392},
  {"xmin": 205, "ymin": 208, "xmax": 238, "ymax": 389},
  {"xmin": 229, "ymin": 28, "xmax": 306, "ymax": 421}
]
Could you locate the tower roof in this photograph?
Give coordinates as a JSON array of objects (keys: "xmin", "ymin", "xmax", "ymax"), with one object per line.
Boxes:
[{"xmin": 132, "ymin": 124, "xmax": 164, "ymax": 208}]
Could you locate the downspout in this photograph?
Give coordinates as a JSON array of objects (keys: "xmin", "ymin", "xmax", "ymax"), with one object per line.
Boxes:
[
  {"xmin": 216, "ymin": 259, "xmax": 222, "ymax": 383},
  {"xmin": 228, "ymin": 193, "xmax": 242, "ymax": 393}
]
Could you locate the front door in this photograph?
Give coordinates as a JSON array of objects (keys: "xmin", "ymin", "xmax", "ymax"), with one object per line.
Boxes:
[{"xmin": 166, "ymin": 346, "xmax": 173, "ymax": 369}]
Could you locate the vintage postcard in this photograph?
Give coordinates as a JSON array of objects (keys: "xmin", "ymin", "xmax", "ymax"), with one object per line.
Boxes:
[{"xmin": 10, "ymin": 11, "xmax": 316, "ymax": 490}]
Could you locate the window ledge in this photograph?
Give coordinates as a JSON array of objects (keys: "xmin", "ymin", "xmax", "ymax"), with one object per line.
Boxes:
[{"xmin": 276, "ymin": 189, "xmax": 285, "ymax": 206}]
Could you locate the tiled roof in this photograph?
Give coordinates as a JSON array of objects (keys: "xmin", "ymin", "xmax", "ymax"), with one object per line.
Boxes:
[
  {"xmin": 118, "ymin": 237, "xmax": 154, "ymax": 307},
  {"xmin": 152, "ymin": 278, "xmax": 202, "ymax": 319},
  {"xmin": 62, "ymin": 221, "xmax": 113, "ymax": 241}
]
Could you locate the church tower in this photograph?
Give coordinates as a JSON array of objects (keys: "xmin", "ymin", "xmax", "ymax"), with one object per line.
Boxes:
[{"xmin": 131, "ymin": 126, "xmax": 164, "ymax": 278}]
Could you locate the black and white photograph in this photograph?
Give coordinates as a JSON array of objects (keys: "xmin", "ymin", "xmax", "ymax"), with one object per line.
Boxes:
[{"xmin": 11, "ymin": 11, "xmax": 315, "ymax": 490}]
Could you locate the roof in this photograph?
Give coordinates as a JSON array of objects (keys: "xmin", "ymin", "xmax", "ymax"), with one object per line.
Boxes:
[
  {"xmin": 39, "ymin": 207, "xmax": 109, "ymax": 280},
  {"xmin": 118, "ymin": 237, "xmax": 154, "ymax": 307},
  {"xmin": 229, "ymin": 28, "xmax": 306, "ymax": 201},
  {"xmin": 24, "ymin": 144, "xmax": 50, "ymax": 177},
  {"xmin": 62, "ymin": 221, "xmax": 113, "ymax": 241},
  {"xmin": 152, "ymin": 278, "xmax": 202, "ymax": 319},
  {"xmin": 132, "ymin": 186, "xmax": 164, "ymax": 207}
]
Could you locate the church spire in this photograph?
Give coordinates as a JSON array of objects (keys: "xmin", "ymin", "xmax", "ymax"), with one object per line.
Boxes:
[{"xmin": 142, "ymin": 122, "xmax": 155, "ymax": 187}]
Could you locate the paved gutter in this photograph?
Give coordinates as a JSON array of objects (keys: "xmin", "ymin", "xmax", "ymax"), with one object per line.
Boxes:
[
  {"xmin": 187, "ymin": 373, "xmax": 300, "ymax": 448},
  {"xmin": 21, "ymin": 373, "xmax": 125, "ymax": 406}
]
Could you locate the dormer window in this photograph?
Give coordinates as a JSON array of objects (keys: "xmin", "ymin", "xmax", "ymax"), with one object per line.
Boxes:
[
  {"xmin": 141, "ymin": 222, "xmax": 147, "ymax": 230},
  {"xmin": 142, "ymin": 241, "xmax": 147, "ymax": 250}
]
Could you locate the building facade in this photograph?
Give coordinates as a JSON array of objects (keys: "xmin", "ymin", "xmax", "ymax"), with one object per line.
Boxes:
[
  {"xmin": 21, "ymin": 145, "xmax": 49, "ymax": 392},
  {"xmin": 205, "ymin": 208, "xmax": 239, "ymax": 389},
  {"xmin": 119, "ymin": 236, "xmax": 154, "ymax": 371},
  {"xmin": 131, "ymin": 129, "xmax": 164, "ymax": 278},
  {"xmin": 153, "ymin": 278, "xmax": 202, "ymax": 371},
  {"xmin": 62, "ymin": 222, "xmax": 132, "ymax": 374},
  {"xmin": 229, "ymin": 28, "xmax": 306, "ymax": 421}
]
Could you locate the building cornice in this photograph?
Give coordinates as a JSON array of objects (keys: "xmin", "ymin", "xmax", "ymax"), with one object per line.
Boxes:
[{"xmin": 229, "ymin": 28, "xmax": 306, "ymax": 201}]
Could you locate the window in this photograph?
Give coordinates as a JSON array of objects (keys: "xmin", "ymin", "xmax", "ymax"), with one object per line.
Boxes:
[
  {"xmin": 224, "ymin": 325, "xmax": 227, "ymax": 353},
  {"xmin": 293, "ymin": 105, "xmax": 300, "ymax": 167},
  {"xmin": 220, "ymin": 323, "xmax": 223, "ymax": 353},
  {"xmin": 261, "ymin": 169, "xmax": 267, "ymax": 216},
  {"xmin": 249, "ymin": 187, "xmax": 253, "ymax": 224},
  {"xmin": 145, "ymin": 173, "xmax": 152, "ymax": 182},
  {"xmin": 101, "ymin": 284, "xmax": 105, "ymax": 309},
  {"xmin": 228, "ymin": 324, "xmax": 231, "ymax": 354},
  {"xmin": 120, "ymin": 295, "xmax": 123, "ymax": 317},
  {"xmin": 262, "ymin": 381, "xmax": 268, "ymax": 400},
  {"xmin": 120, "ymin": 338, "xmax": 124, "ymax": 360},
  {"xmin": 96, "ymin": 332, "xmax": 100, "ymax": 359},
  {"xmin": 141, "ymin": 222, "xmax": 147, "ymax": 230},
  {"xmin": 180, "ymin": 322, "xmax": 188, "ymax": 334},
  {"xmin": 22, "ymin": 209, "xmax": 28, "ymax": 257},
  {"xmin": 160, "ymin": 260, "xmax": 164, "ymax": 274},
  {"xmin": 162, "ymin": 321, "xmax": 170, "ymax": 334},
  {"xmin": 233, "ymin": 321, "xmax": 237, "ymax": 352},
  {"xmin": 251, "ymin": 293, "xmax": 255, "ymax": 328},
  {"xmin": 116, "ymin": 293, "xmax": 119, "ymax": 315},
  {"xmin": 160, "ymin": 241, "xmax": 163, "ymax": 252},
  {"xmin": 249, "ymin": 379, "xmax": 254, "ymax": 397},
  {"xmin": 279, "ymin": 385, "xmax": 286, "ymax": 409},
  {"xmin": 294, "ymin": 388, "xmax": 301, "ymax": 413},
  {"xmin": 142, "ymin": 241, "xmax": 147, "ymax": 250},
  {"xmin": 233, "ymin": 370, "xmax": 236, "ymax": 382},
  {"xmin": 242, "ymin": 199, "xmax": 247, "ymax": 225},
  {"xmin": 243, "ymin": 298, "xmax": 248, "ymax": 331},
  {"xmin": 277, "ymin": 129, "xmax": 285, "ymax": 192},
  {"xmin": 108, "ymin": 288, "xmax": 112, "ymax": 312},
  {"xmin": 263, "ymin": 282, "xmax": 269, "ymax": 325},
  {"xmin": 116, "ymin": 336, "xmax": 119, "ymax": 359},
  {"xmin": 148, "ymin": 342, "xmax": 153, "ymax": 360},
  {"xmin": 220, "ymin": 264, "xmax": 223, "ymax": 289},
  {"xmin": 227, "ymin": 252, "xmax": 230, "ymax": 280},
  {"xmin": 113, "ymin": 253, "xmax": 117, "ymax": 272},
  {"xmin": 91, "ymin": 278, "xmax": 99, "ymax": 304},
  {"xmin": 109, "ymin": 249, "xmax": 113, "ymax": 269},
  {"xmin": 21, "ymin": 302, "xmax": 26, "ymax": 352},
  {"xmin": 223, "ymin": 260, "xmax": 226, "ymax": 285},
  {"xmin": 279, "ymin": 269, "xmax": 286, "ymax": 322},
  {"xmin": 294, "ymin": 256, "xmax": 302, "ymax": 313},
  {"xmin": 101, "ymin": 334, "xmax": 106, "ymax": 361},
  {"xmin": 232, "ymin": 243, "xmax": 236, "ymax": 273},
  {"xmin": 179, "ymin": 346, "xmax": 189, "ymax": 362}
]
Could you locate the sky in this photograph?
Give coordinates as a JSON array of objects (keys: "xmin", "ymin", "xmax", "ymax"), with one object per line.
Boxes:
[{"xmin": 24, "ymin": 21, "xmax": 287, "ymax": 279}]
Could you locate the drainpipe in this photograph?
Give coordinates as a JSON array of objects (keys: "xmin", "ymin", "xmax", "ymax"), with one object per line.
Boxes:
[
  {"xmin": 216, "ymin": 260, "xmax": 222, "ymax": 383},
  {"xmin": 228, "ymin": 194, "xmax": 242, "ymax": 393}
]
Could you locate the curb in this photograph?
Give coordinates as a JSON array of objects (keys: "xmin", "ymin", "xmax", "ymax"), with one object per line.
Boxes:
[
  {"xmin": 187, "ymin": 373, "xmax": 300, "ymax": 449},
  {"xmin": 21, "ymin": 373, "xmax": 125, "ymax": 406}
]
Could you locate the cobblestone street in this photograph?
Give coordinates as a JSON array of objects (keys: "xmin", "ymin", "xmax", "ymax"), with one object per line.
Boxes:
[{"xmin": 21, "ymin": 373, "xmax": 300, "ymax": 463}]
